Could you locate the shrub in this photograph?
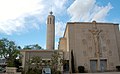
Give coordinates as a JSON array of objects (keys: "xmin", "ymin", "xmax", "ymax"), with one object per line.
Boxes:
[
  {"xmin": 26, "ymin": 68, "xmax": 42, "ymax": 74},
  {"xmin": 116, "ymin": 66, "xmax": 120, "ymax": 71},
  {"xmin": 56, "ymin": 71, "xmax": 62, "ymax": 74},
  {"xmin": 78, "ymin": 66, "xmax": 85, "ymax": 73}
]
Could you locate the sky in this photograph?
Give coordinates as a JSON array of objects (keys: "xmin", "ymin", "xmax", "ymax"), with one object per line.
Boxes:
[{"xmin": 0, "ymin": 0, "xmax": 120, "ymax": 49}]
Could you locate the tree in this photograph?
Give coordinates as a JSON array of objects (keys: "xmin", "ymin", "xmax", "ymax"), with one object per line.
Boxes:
[
  {"xmin": 0, "ymin": 38, "xmax": 21, "ymax": 67},
  {"xmin": 23, "ymin": 44, "xmax": 42, "ymax": 50},
  {"xmin": 50, "ymin": 51, "xmax": 62, "ymax": 74},
  {"xmin": 31, "ymin": 56, "xmax": 42, "ymax": 69},
  {"xmin": 25, "ymin": 51, "xmax": 63, "ymax": 74},
  {"xmin": 26, "ymin": 56, "xmax": 42, "ymax": 74}
]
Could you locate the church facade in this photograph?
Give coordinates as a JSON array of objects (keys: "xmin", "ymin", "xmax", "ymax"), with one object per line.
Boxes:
[
  {"xmin": 58, "ymin": 21, "xmax": 120, "ymax": 72},
  {"xmin": 20, "ymin": 12, "xmax": 120, "ymax": 73}
]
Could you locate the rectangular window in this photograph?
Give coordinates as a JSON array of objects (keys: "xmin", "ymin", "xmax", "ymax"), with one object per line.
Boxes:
[{"xmin": 50, "ymin": 18, "xmax": 51, "ymax": 24}]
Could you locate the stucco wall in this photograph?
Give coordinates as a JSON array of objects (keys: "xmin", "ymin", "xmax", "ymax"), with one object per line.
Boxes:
[{"xmin": 63, "ymin": 22, "xmax": 120, "ymax": 72}]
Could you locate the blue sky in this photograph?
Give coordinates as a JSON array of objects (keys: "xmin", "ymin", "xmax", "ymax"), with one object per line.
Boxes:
[{"xmin": 0, "ymin": 0, "xmax": 120, "ymax": 49}]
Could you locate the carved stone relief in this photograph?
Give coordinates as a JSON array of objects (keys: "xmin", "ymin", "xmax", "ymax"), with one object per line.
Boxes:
[
  {"xmin": 101, "ymin": 33, "xmax": 105, "ymax": 40},
  {"xmin": 89, "ymin": 47, "xmax": 92, "ymax": 52},
  {"xmin": 87, "ymin": 34, "xmax": 92, "ymax": 40},
  {"xmin": 99, "ymin": 53, "xmax": 102, "ymax": 57},
  {"xmin": 82, "ymin": 39, "xmax": 87, "ymax": 45},
  {"xmin": 94, "ymin": 53, "xmax": 97, "ymax": 57},
  {"xmin": 103, "ymin": 46, "xmax": 106, "ymax": 52},
  {"xmin": 82, "ymin": 29, "xmax": 85, "ymax": 32},
  {"xmin": 84, "ymin": 63, "xmax": 87, "ymax": 67},
  {"xmin": 110, "ymin": 62, "xmax": 114, "ymax": 66},
  {"xmin": 106, "ymin": 30, "xmax": 109, "ymax": 33},
  {"xmin": 83, "ymin": 51, "xmax": 87, "ymax": 56},
  {"xmin": 109, "ymin": 50, "xmax": 112, "ymax": 56},
  {"xmin": 107, "ymin": 39, "xmax": 110, "ymax": 44}
]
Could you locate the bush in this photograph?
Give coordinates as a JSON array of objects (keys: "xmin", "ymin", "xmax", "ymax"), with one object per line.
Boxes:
[
  {"xmin": 26, "ymin": 68, "xmax": 42, "ymax": 74},
  {"xmin": 78, "ymin": 66, "xmax": 85, "ymax": 73},
  {"xmin": 7, "ymin": 61, "xmax": 15, "ymax": 67},
  {"xmin": 116, "ymin": 66, "xmax": 120, "ymax": 71},
  {"xmin": 17, "ymin": 67, "xmax": 23, "ymax": 72},
  {"xmin": 56, "ymin": 71, "xmax": 62, "ymax": 74}
]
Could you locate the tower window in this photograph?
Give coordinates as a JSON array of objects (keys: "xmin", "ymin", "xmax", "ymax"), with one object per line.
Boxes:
[{"xmin": 50, "ymin": 18, "xmax": 51, "ymax": 24}]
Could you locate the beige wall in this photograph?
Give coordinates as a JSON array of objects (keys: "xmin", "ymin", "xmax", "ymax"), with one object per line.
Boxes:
[
  {"xmin": 58, "ymin": 38, "xmax": 69, "ymax": 60},
  {"xmin": 20, "ymin": 50, "xmax": 63, "ymax": 72},
  {"xmin": 59, "ymin": 22, "xmax": 120, "ymax": 72},
  {"xmin": 20, "ymin": 50, "xmax": 54, "ymax": 71},
  {"xmin": 114, "ymin": 24, "xmax": 120, "ymax": 61},
  {"xmin": 59, "ymin": 38, "xmax": 67, "ymax": 51}
]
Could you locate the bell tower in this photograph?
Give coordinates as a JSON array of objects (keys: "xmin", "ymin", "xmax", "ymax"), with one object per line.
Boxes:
[{"xmin": 46, "ymin": 11, "xmax": 55, "ymax": 50}]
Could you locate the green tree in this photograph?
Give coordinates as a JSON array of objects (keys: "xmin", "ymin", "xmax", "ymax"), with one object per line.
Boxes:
[
  {"xmin": 23, "ymin": 44, "xmax": 42, "ymax": 50},
  {"xmin": 0, "ymin": 38, "xmax": 21, "ymax": 67},
  {"xmin": 26, "ymin": 56, "xmax": 42, "ymax": 74},
  {"xmin": 25, "ymin": 51, "xmax": 63, "ymax": 74},
  {"xmin": 50, "ymin": 51, "xmax": 62, "ymax": 74}
]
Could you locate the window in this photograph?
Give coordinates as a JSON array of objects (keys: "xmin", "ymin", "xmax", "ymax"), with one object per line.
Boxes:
[{"xmin": 50, "ymin": 18, "xmax": 51, "ymax": 24}]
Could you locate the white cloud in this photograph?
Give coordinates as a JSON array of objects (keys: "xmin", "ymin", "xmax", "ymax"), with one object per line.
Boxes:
[
  {"xmin": 0, "ymin": 0, "xmax": 43, "ymax": 21},
  {"xmin": 67, "ymin": 0, "xmax": 113, "ymax": 22},
  {"xmin": 92, "ymin": 3, "xmax": 113, "ymax": 21},
  {"xmin": 55, "ymin": 21, "xmax": 66, "ymax": 37},
  {"xmin": 0, "ymin": 0, "xmax": 67, "ymax": 35}
]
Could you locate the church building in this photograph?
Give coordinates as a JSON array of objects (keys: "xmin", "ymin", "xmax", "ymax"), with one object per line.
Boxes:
[
  {"xmin": 20, "ymin": 12, "xmax": 120, "ymax": 73},
  {"xmin": 58, "ymin": 21, "xmax": 120, "ymax": 72}
]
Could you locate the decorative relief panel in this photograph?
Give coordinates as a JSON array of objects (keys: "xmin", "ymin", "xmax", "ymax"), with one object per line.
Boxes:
[
  {"xmin": 106, "ymin": 30, "xmax": 109, "ymax": 33},
  {"xmin": 99, "ymin": 53, "xmax": 102, "ymax": 57},
  {"xmin": 84, "ymin": 63, "xmax": 87, "ymax": 67},
  {"xmin": 87, "ymin": 34, "xmax": 91, "ymax": 39},
  {"xmin": 83, "ymin": 51, "xmax": 87, "ymax": 56},
  {"xmin": 101, "ymin": 33, "xmax": 105, "ymax": 40},
  {"xmin": 82, "ymin": 29, "xmax": 85, "ymax": 32},
  {"xmin": 103, "ymin": 46, "xmax": 106, "ymax": 52},
  {"xmin": 94, "ymin": 53, "xmax": 97, "ymax": 57},
  {"xmin": 110, "ymin": 62, "xmax": 114, "ymax": 66},
  {"xmin": 89, "ymin": 47, "xmax": 92, "ymax": 52},
  {"xmin": 109, "ymin": 50, "xmax": 112, "ymax": 56},
  {"xmin": 107, "ymin": 39, "xmax": 110, "ymax": 44},
  {"xmin": 82, "ymin": 39, "xmax": 87, "ymax": 45}
]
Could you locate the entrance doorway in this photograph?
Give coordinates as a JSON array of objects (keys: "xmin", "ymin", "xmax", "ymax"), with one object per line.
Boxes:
[
  {"xmin": 100, "ymin": 59, "xmax": 107, "ymax": 72},
  {"xmin": 90, "ymin": 59, "xmax": 107, "ymax": 72},
  {"xmin": 90, "ymin": 60, "xmax": 97, "ymax": 72},
  {"xmin": 63, "ymin": 60, "xmax": 69, "ymax": 72}
]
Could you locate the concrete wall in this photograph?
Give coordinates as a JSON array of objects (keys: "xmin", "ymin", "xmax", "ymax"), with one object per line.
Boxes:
[
  {"xmin": 21, "ymin": 50, "xmax": 54, "ymax": 70},
  {"xmin": 59, "ymin": 38, "xmax": 67, "ymax": 51},
  {"xmin": 20, "ymin": 50, "xmax": 63, "ymax": 72},
  {"xmin": 60, "ymin": 22, "xmax": 120, "ymax": 72},
  {"xmin": 114, "ymin": 24, "xmax": 120, "ymax": 62}
]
